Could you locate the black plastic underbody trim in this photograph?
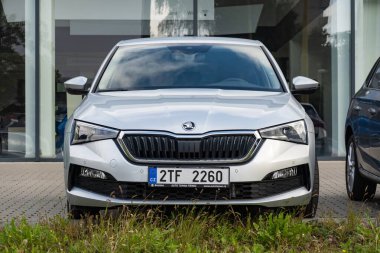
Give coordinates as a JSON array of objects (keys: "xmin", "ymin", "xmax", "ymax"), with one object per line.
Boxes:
[{"xmin": 70, "ymin": 164, "xmax": 310, "ymax": 201}]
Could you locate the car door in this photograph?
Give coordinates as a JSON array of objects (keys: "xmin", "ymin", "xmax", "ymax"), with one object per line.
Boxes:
[
  {"xmin": 353, "ymin": 58, "xmax": 380, "ymax": 176},
  {"xmin": 367, "ymin": 60, "xmax": 380, "ymax": 176}
]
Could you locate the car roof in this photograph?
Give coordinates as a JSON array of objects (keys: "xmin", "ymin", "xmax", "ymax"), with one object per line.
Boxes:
[{"xmin": 116, "ymin": 37, "xmax": 264, "ymax": 47}]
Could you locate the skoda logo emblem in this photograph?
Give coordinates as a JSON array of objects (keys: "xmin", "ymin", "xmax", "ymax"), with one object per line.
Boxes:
[{"xmin": 182, "ymin": 121, "xmax": 196, "ymax": 131}]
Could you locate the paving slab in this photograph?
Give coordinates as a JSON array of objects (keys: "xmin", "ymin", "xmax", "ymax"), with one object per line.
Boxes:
[
  {"xmin": 318, "ymin": 161, "xmax": 380, "ymax": 218},
  {"xmin": 0, "ymin": 161, "xmax": 379, "ymax": 224}
]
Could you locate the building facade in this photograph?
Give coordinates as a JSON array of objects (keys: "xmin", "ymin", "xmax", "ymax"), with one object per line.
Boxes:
[{"xmin": 0, "ymin": 0, "xmax": 379, "ymax": 161}]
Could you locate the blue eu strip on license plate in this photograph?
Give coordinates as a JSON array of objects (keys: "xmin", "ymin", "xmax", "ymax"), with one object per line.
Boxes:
[
  {"xmin": 148, "ymin": 167, "xmax": 157, "ymax": 185},
  {"xmin": 148, "ymin": 167, "xmax": 229, "ymax": 187}
]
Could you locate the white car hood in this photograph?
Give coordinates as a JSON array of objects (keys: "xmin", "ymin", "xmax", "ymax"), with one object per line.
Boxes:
[{"xmin": 74, "ymin": 89, "xmax": 305, "ymax": 134}]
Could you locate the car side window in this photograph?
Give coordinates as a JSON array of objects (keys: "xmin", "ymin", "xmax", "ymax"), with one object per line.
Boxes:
[{"xmin": 368, "ymin": 61, "xmax": 380, "ymax": 89}]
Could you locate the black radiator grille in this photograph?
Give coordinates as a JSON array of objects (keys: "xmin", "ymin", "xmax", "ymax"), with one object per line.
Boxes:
[{"xmin": 120, "ymin": 134, "xmax": 259, "ymax": 163}]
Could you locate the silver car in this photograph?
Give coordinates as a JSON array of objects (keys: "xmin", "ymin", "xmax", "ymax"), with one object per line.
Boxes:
[{"xmin": 64, "ymin": 37, "xmax": 319, "ymax": 218}]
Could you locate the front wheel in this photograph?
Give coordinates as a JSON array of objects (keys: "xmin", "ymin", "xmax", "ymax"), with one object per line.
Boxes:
[
  {"xmin": 67, "ymin": 201, "xmax": 100, "ymax": 219},
  {"xmin": 346, "ymin": 136, "xmax": 377, "ymax": 201},
  {"xmin": 303, "ymin": 159, "xmax": 319, "ymax": 218}
]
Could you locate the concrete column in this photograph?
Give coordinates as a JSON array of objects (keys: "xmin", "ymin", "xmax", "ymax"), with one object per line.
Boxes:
[
  {"xmin": 66, "ymin": 95, "xmax": 82, "ymax": 118},
  {"xmin": 355, "ymin": 0, "xmax": 380, "ymax": 91},
  {"xmin": 330, "ymin": 0, "xmax": 350, "ymax": 156},
  {"xmin": 39, "ymin": 0, "xmax": 56, "ymax": 158},
  {"xmin": 25, "ymin": 0, "xmax": 36, "ymax": 158}
]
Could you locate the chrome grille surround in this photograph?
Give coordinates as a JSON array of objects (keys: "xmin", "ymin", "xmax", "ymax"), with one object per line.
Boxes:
[{"xmin": 117, "ymin": 130, "xmax": 262, "ymax": 165}]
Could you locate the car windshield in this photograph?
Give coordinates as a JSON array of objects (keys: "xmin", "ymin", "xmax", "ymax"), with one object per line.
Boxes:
[{"xmin": 97, "ymin": 43, "xmax": 283, "ymax": 92}]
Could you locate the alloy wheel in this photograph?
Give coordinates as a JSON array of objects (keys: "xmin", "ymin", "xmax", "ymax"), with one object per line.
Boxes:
[{"xmin": 346, "ymin": 142, "xmax": 356, "ymax": 193}]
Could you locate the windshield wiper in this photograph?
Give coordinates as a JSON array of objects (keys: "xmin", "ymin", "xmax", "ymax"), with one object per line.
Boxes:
[{"xmin": 97, "ymin": 89, "xmax": 129, "ymax": 92}]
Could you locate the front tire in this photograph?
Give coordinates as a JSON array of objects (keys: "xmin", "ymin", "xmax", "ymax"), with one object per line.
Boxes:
[
  {"xmin": 346, "ymin": 136, "xmax": 377, "ymax": 201},
  {"xmin": 67, "ymin": 201, "xmax": 85, "ymax": 219},
  {"xmin": 67, "ymin": 201, "xmax": 100, "ymax": 219},
  {"xmin": 303, "ymin": 159, "xmax": 319, "ymax": 218}
]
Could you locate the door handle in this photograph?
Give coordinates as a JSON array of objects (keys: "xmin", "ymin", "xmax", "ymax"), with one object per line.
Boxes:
[
  {"xmin": 353, "ymin": 105, "xmax": 361, "ymax": 111},
  {"xmin": 368, "ymin": 107, "xmax": 377, "ymax": 116}
]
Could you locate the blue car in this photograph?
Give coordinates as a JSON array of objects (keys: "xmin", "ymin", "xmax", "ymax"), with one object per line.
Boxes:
[{"xmin": 345, "ymin": 57, "xmax": 380, "ymax": 201}]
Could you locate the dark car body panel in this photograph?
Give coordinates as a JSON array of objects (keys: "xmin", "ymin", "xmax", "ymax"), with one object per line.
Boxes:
[{"xmin": 346, "ymin": 57, "xmax": 380, "ymax": 182}]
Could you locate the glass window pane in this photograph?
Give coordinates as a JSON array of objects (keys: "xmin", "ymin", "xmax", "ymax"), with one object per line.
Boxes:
[
  {"xmin": 355, "ymin": 0, "xmax": 380, "ymax": 91},
  {"xmin": 199, "ymin": 0, "xmax": 351, "ymax": 157},
  {"xmin": 40, "ymin": 0, "xmax": 353, "ymax": 159},
  {"xmin": 51, "ymin": 0, "xmax": 195, "ymax": 157},
  {"xmin": 0, "ymin": 0, "xmax": 35, "ymax": 158}
]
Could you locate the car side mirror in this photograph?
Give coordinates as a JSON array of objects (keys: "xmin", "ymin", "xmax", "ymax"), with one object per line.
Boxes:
[
  {"xmin": 375, "ymin": 69, "xmax": 380, "ymax": 80},
  {"xmin": 291, "ymin": 76, "xmax": 319, "ymax": 95},
  {"xmin": 372, "ymin": 70, "xmax": 380, "ymax": 89},
  {"xmin": 64, "ymin": 76, "xmax": 89, "ymax": 95}
]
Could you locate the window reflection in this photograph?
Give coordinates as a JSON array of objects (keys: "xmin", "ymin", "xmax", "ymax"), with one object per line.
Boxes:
[
  {"xmin": 200, "ymin": 0, "xmax": 350, "ymax": 157},
  {"xmin": 54, "ymin": 0, "xmax": 351, "ymax": 158},
  {"xmin": 97, "ymin": 44, "xmax": 282, "ymax": 92},
  {"xmin": 0, "ymin": 0, "xmax": 35, "ymax": 158}
]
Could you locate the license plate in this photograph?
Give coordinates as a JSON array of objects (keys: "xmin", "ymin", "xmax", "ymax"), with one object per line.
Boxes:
[{"xmin": 148, "ymin": 167, "xmax": 229, "ymax": 188}]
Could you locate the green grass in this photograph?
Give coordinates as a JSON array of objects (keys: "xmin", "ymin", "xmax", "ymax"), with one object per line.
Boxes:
[{"xmin": 0, "ymin": 207, "xmax": 379, "ymax": 252}]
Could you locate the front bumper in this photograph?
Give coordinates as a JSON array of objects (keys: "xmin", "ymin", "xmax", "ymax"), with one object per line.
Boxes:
[
  {"xmin": 67, "ymin": 187, "xmax": 311, "ymax": 208},
  {"xmin": 64, "ymin": 131, "xmax": 315, "ymax": 208}
]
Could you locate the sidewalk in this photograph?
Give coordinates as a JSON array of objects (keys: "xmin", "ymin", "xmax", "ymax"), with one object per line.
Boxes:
[{"xmin": 0, "ymin": 161, "xmax": 379, "ymax": 224}]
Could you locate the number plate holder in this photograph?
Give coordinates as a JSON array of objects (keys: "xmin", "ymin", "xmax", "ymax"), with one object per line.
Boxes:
[{"xmin": 148, "ymin": 167, "xmax": 230, "ymax": 188}]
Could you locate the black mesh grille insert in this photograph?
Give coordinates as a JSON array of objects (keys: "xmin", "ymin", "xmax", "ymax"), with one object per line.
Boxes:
[{"xmin": 121, "ymin": 134, "xmax": 259, "ymax": 163}]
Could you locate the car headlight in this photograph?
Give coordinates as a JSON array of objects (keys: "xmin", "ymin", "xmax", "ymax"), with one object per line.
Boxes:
[
  {"xmin": 259, "ymin": 120, "xmax": 307, "ymax": 144},
  {"xmin": 72, "ymin": 121, "xmax": 119, "ymax": 144}
]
